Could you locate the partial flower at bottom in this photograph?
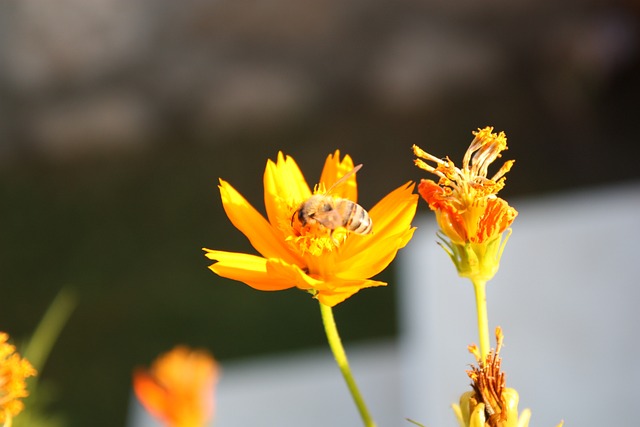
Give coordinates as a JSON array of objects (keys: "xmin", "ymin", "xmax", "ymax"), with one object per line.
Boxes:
[
  {"xmin": 452, "ymin": 328, "xmax": 563, "ymax": 427},
  {"xmin": 0, "ymin": 332, "xmax": 37, "ymax": 427},
  {"xmin": 204, "ymin": 150, "xmax": 418, "ymax": 307},
  {"xmin": 452, "ymin": 327, "xmax": 529, "ymax": 427},
  {"xmin": 133, "ymin": 346, "xmax": 219, "ymax": 427}
]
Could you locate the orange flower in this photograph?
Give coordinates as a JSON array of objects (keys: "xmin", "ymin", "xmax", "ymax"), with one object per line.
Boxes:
[
  {"xmin": 0, "ymin": 332, "xmax": 37, "ymax": 427},
  {"xmin": 133, "ymin": 346, "xmax": 218, "ymax": 427},
  {"xmin": 413, "ymin": 127, "xmax": 517, "ymax": 281},
  {"xmin": 204, "ymin": 150, "xmax": 418, "ymax": 307}
]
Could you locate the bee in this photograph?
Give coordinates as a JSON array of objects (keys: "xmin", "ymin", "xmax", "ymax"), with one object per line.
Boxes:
[{"xmin": 293, "ymin": 164, "xmax": 373, "ymax": 235}]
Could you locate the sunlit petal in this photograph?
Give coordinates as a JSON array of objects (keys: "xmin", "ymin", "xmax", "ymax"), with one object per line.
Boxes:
[
  {"xmin": 316, "ymin": 279, "xmax": 386, "ymax": 307},
  {"xmin": 218, "ymin": 179, "xmax": 302, "ymax": 266},
  {"xmin": 338, "ymin": 229, "xmax": 415, "ymax": 279},
  {"xmin": 266, "ymin": 257, "xmax": 325, "ymax": 291},
  {"xmin": 204, "ymin": 250, "xmax": 295, "ymax": 291},
  {"xmin": 368, "ymin": 182, "xmax": 418, "ymax": 235},
  {"xmin": 340, "ymin": 182, "xmax": 417, "ymax": 258},
  {"xmin": 264, "ymin": 152, "xmax": 312, "ymax": 228},
  {"xmin": 319, "ymin": 150, "xmax": 358, "ymax": 200},
  {"xmin": 477, "ymin": 197, "xmax": 517, "ymax": 242}
]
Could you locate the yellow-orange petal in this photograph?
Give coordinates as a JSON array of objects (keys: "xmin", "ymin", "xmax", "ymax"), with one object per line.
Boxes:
[
  {"xmin": 475, "ymin": 197, "xmax": 517, "ymax": 243},
  {"xmin": 263, "ymin": 152, "xmax": 312, "ymax": 228},
  {"xmin": 318, "ymin": 150, "xmax": 358, "ymax": 201},
  {"xmin": 435, "ymin": 208, "xmax": 468, "ymax": 244},
  {"xmin": 218, "ymin": 179, "xmax": 302, "ymax": 266},
  {"xmin": 338, "ymin": 228, "xmax": 416, "ymax": 280},
  {"xmin": 266, "ymin": 257, "xmax": 326, "ymax": 291},
  {"xmin": 339, "ymin": 182, "xmax": 417, "ymax": 265},
  {"xmin": 204, "ymin": 250, "xmax": 295, "ymax": 291},
  {"xmin": 367, "ymin": 182, "xmax": 418, "ymax": 235},
  {"xmin": 469, "ymin": 402, "xmax": 486, "ymax": 427},
  {"xmin": 418, "ymin": 179, "xmax": 467, "ymax": 220},
  {"xmin": 315, "ymin": 279, "xmax": 387, "ymax": 307}
]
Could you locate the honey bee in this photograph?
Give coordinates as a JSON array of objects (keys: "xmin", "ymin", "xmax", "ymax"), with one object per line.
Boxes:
[{"xmin": 292, "ymin": 164, "xmax": 373, "ymax": 235}]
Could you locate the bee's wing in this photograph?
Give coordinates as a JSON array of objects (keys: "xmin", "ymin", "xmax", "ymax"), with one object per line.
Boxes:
[{"xmin": 325, "ymin": 164, "xmax": 362, "ymax": 195}]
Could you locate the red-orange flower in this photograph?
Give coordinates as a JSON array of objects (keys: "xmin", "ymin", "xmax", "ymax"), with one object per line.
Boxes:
[
  {"xmin": 413, "ymin": 127, "xmax": 516, "ymax": 245},
  {"xmin": 133, "ymin": 346, "xmax": 218, "ymax": 427},
  {"xmin": 204, "ymin": 150, "xmax": 418, "ymax": 307},
  {"xmin": 413, "ymin": 127, "xmax": 517, "ymax": 280}
]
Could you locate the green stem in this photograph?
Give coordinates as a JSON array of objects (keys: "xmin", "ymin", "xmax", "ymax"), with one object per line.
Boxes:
[
  {"xmin": 471, "ymin": 279, "xmax": 490, "ymax": 363},
  {"xmin": 24, "ymin": 287, "xmax": 77, "ymax": 372},
  {"xmin": 319, "ymin": 301, "xmax": 377, "ymax": 427}
]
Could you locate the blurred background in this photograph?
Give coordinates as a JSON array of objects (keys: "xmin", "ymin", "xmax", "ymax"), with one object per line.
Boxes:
[{"xmin": 0, "ymin": 0, "xmax": 638, "ymax": 426}]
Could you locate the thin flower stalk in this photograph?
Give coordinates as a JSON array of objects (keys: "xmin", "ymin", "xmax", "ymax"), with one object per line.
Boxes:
[
  {"xmin": 320, "ymin": 302, "xmax": 376, "ymax": 427},
  {"xmin": 471, "ymin": 278, "xmax": 490, "ymax": 363}
]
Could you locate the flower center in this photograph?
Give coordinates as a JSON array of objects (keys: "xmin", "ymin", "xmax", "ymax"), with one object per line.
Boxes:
[
  {"xmin": 284, "ymin": 193, "xmax": 351, "ymax": 257},
  {"xmin": 287, "ymin": 219, "xmax": 348, "ymax": 257}
]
